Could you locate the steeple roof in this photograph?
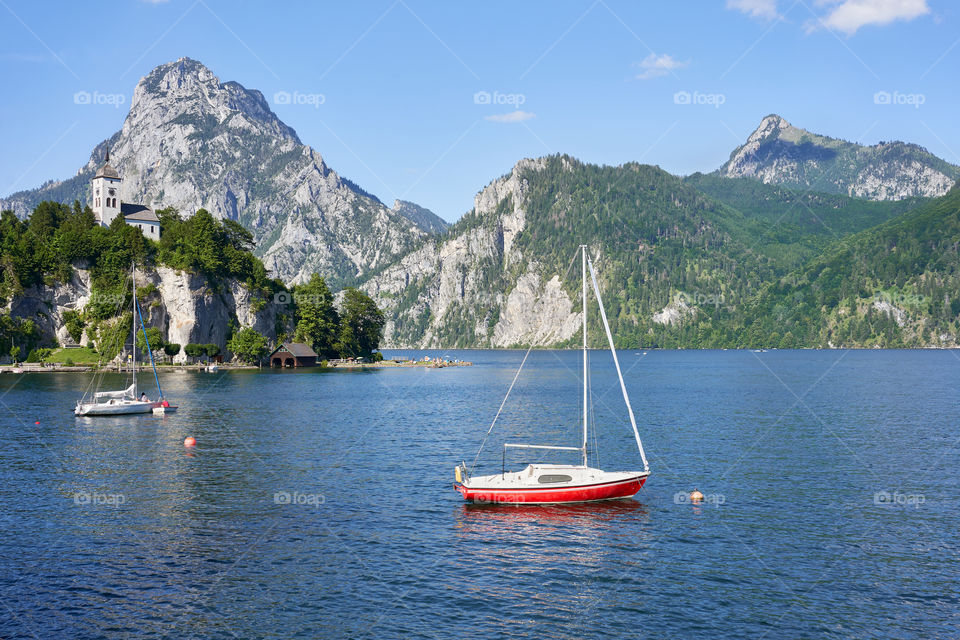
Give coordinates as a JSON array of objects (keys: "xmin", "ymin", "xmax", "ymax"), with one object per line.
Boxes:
[{"xmin": 95, "ymin": 150, "xmax": 119, "ymax": 179}]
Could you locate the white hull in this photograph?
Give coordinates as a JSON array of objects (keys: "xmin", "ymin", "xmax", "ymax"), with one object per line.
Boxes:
[
  {"xmin": 151, "ymin": 404, "xmax": 177, "ymax": 414},
  {"xmin": 75, "ymin": 400, "xmax": 155, "ymax": 416}
]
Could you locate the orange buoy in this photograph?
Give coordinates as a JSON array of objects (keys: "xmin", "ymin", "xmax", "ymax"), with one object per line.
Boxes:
[
  {"xmin": 690, "ymin": 488, "xmax": 704, "ymax": 502},
  {"xmin": 183, "ymin": 436, "xmax": 196, "ymax": 447}
]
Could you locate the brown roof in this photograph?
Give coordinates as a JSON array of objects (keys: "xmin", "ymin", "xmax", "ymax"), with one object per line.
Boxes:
[
  {"xmin": 122, "ymin": 203, "xmax": 159, "ymax": 222},
  {"xmin": 272, "ymin": 342, "xmax": 318, "ymax": 358},
  {"xmin": 95, "ymin": 162, "xmax": 120, "ymax": 179}
]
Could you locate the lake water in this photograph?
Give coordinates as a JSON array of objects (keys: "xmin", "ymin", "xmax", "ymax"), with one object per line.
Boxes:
[{"xmin": 0, "ymin": 350, "xmax": 958, "ymax": 639}]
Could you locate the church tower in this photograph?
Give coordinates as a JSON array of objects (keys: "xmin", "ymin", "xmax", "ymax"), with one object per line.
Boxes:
[{"xmin": 91, "ymin": 151, "xmax": 122, "ymax": 226}]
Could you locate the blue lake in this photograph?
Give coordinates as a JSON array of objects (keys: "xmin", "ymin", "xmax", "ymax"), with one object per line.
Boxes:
[{"xmin": 0, "ymin": 350, "xmax": 958, "ymax": 638}]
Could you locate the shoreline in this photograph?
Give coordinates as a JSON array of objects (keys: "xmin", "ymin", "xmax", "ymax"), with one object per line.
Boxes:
[{"xmin": 0, "ymin": 360, "xmax": 473, "ymax": 374}]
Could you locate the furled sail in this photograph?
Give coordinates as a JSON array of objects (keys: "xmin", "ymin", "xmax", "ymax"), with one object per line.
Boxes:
[{"xmin": 94, "ymin": 384, "xmax": 136, "ymax": 401}]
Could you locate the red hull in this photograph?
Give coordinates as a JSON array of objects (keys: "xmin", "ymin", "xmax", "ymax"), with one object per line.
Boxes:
[{"xmin": 455, "ymin": 475, "xmax": 647, "ymax": 505}]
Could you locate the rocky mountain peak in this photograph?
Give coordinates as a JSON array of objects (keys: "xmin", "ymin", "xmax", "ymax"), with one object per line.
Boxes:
[
  {"xmin": 127, "ymin": 57, "xmax": 298, "ymax": 145},
  {"xmin": 389, "ymin": 199, "xmax": 449, "ymax": 234},
  {"xmin": 746, "ymin": 114, "xmax": 791, "ymax": 143},
  {"xmin": 719, "ymin": 114, "xmax": 960, "ymax": 200}
]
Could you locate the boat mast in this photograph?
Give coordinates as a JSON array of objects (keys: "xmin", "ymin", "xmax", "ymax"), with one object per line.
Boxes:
[
  {"xmin": 131, "ymin": 263, "xmax": 137, "ymax": 398},
  {"xmin": 581, "ymin": 244, "xmax": 588, "ymax": 468},
  {"xmin": 135, "ymin": 290, "xmax": 164, "ymax": 401}
]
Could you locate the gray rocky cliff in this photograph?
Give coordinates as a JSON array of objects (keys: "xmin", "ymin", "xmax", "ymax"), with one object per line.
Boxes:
[
  {"xmin": 362, "ymin": 158, "xmax": 581, "ymax": 348},
  {"xmin": 8, "ymin": 267, "xmax": 288, "ymax": 363}
]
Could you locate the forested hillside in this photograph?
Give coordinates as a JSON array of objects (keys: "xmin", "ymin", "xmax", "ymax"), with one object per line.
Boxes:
[
  {"xmin": 362, "ymin": 155, "xmax": 960, "ymax": 349},
  {"xmin": 740, "ymin": 185, "xmax": 960, "ymax": 348}
]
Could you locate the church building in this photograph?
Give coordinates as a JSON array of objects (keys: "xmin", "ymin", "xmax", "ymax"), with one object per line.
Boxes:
[{"xmin": 91, "ymin": 151, "xmax": 161, "ymax": 240}]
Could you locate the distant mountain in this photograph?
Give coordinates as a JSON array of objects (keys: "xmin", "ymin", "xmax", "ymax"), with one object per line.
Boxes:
[
  {"xmin": 390, "ymin": 200, "xmax": 448, "ymax": 234},
  {"xmin": 742, "ymin": 184, "xmax": 960, "ymax": 348},
  {"xmin": 717, "ymin": 114, "xmax": 960, "ymax": 201},
  {"xmin": 362, "ymin": 155, "xmax": 777, "ymax": 348},
  {"xmin": 0, "ymin": 58, "xmax": 434, "ymax": 286}
]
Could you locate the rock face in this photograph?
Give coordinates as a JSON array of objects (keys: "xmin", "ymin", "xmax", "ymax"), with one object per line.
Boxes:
[
  {"xmin": 718, "ymin": 114, "xmax": 960, "ymax": 200},
  {"xmin": 9, "ymin": 270, "xmax": 94, "ymax": 349},
  {"xmin": 8, "ymin": 267, "xmax": 287, "ymax": 363},
  {"xmin": 390, "ymin": 200, "xmax": 449, "ymax": 235},
  {"xmin": 362, "ymin": 158, "xmax": 583, "ymax": 348},
  {"xmin": 0, "ymin": 58, "xmax": 434, "ymax": 285},
  {"xmin": 651, "ymin": 296, "xmax": 696, "ymax": 326}
]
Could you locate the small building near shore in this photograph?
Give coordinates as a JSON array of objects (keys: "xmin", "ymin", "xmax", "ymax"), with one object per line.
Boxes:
[{"xmin": 269, "ymin": 342, "xmax": 318, "ymax": 368}]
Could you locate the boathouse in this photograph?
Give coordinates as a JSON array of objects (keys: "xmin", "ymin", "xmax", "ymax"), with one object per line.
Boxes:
[{"xmin": 269, "ymin": 342, "xmax": 318, "ymax": 368}]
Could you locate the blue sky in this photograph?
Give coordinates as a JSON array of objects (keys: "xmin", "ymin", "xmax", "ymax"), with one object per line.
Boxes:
[{"xmin": 0, "ymin": 0, "xmax": 956, "ymax": 221}]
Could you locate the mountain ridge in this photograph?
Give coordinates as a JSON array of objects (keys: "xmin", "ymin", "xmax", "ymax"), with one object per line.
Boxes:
[{"xmin": 717, "ymin": 114, "xmax": 960, "ymax": 200}]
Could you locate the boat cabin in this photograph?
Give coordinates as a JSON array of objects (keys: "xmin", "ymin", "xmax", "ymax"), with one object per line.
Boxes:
[{"xmin": 269, "ymin": 342, "xmax": 318, "ymax": 368}]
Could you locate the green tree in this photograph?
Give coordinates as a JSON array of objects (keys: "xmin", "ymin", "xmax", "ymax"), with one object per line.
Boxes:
[
  {"xmin": 62, "ymin": 310, "xmax": 85, "ymax": 343},
  {"xmin": 336, "ymin": 288, "xmax": 385, "ymax": 358},
  {"xmin": 163, "ymin": 343, "xmax": 181, "ymax": 358},
  {"xmin": 187, "ymin": 209, "xmax": 222, "ymax": 274},
  {"xmin": 292, "ymin": 274, "xmax": 339, "ymax": 357},
  {"xmin": 9, "ymin": 345, "xmax": 19, "ymax": 363},
  {"xmin": 184, "ymin": 343, "xmax": 205, "ymax": 361},
  {"xmin": 227, "ymin": 327, "xmax": 268, "ymax": 364},
  {"xmin": 136, "ymin": 326, "xmax": 165, "ymax": 358},
  {"xmin": 204, "ymin": 343, "xmax": 220, "ymax": 358}
]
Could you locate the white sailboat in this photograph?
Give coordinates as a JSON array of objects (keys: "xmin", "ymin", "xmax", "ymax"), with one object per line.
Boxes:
[
  {"xmin": 75, "ymin": 265, "xmax": 175, "ymax": 416},
  {"xmin": 454, "ymin": 245, "xmax": 650, "ymax": 504}
]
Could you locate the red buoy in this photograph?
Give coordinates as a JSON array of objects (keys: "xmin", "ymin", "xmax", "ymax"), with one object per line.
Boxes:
[
  {"xmin": 183, "ymin": 436, "xmax": 196, "ymax": 447},
  {"xmin": 35, "ymin": 421, "xmax": 40, "ymax": 425}
]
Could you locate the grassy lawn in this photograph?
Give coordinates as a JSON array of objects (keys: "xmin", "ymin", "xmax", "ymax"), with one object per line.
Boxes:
[{"xmin": 44, "ymin": 347, "xmax": 104, "ymax": 365}]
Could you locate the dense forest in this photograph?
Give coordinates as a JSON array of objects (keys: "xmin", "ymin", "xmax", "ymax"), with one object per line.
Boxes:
[{"xmin": 739, "ymin": 185, "xmax": 960, "ymax": 348}]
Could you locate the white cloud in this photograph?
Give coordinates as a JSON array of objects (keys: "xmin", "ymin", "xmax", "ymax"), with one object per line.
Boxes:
[
  {"xmin": 484, "ymin": 110, "xmax": 536, "ymax": 123},
  {"xmin": 726, "ymin": 0, "xmax": 780, "ymax": 21},
  {"xmin": 816, "ymin": 0, "xmax": 930, "ymax": 35},
  {"xmin": 633, "ymin": 53, "xmax": 688, "ymax": 80}
]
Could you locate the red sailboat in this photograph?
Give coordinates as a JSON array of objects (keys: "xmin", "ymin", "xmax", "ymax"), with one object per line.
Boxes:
[{"xmin": 454, "ymin": 245, "xmax": 650, "ymax": 504}]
